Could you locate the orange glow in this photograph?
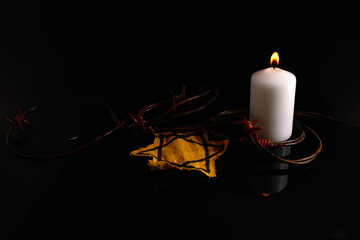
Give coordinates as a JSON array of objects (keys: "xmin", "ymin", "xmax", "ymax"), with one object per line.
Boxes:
[
  {"xmin": 262, "ymin": 193, "xmax": 270, "ymax": 197},
  {"xmin": 270, "ymin": 52, "xmax": 279, "ymax": 68}
]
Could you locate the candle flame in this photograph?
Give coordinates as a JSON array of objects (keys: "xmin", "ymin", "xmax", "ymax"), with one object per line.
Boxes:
[{"xmin": 270, "ymin": 52, "xmax": 279, "ymax": 68}]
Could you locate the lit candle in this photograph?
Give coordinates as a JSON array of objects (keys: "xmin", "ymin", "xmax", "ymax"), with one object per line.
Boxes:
[{"xmin": 249, "ymin": 52, "xmax": 296, "ymax": 141}]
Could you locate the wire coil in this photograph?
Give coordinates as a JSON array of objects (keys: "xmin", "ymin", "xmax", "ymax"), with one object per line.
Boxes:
[
  {"xmin": 249, "ymin": 120, "xmax": 322, "ymax": 165},
  {"xmin": 6, "ymin": 87, "xmax": 353, "ymax": 164}
]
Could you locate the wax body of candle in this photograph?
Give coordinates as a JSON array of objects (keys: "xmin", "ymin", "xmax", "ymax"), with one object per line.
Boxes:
[{"xmin": 249, "ymin": 67, "xmax": 296, "ymax": 141}]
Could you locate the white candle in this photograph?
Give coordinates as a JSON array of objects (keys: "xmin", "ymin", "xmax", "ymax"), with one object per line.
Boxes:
[{"xmin": 249, "ymin": 52, "xmax": 296, "ymax": 141}]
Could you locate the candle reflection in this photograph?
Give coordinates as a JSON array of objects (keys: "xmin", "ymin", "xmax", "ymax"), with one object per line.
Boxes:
[{"xmin": 246, "ymin": 146, "xmax": 290, "ymax": 195}]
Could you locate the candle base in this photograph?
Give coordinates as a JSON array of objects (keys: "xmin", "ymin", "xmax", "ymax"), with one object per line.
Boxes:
[{"xmin": 249, "ymin": 119, "xmax": 321, "ymax": 165}]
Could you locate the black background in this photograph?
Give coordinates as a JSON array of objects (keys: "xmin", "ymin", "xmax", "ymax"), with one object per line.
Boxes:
[{"xmin": 3, "ymin": 1, "xmax": 360, "ymax": 239}]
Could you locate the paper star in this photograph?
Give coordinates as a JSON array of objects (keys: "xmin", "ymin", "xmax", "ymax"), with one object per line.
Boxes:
[{"xmin": 130, "ymin": 131, "xmax": 228, "ymax": 177}]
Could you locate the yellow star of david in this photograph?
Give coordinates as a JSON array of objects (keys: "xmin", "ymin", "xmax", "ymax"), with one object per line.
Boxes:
[{"xmin": 130, "ymin": 131, "xmax": 228, "ymax": 177}]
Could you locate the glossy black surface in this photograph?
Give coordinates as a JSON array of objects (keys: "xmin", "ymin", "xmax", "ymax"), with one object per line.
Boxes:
[
  {"xmin": 3, "ymin": 90, "xmax": 358, "ymax": 240},
  {"xmin": 3, "ymin": 2, "xmax": 359, "ymax": 240}
]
